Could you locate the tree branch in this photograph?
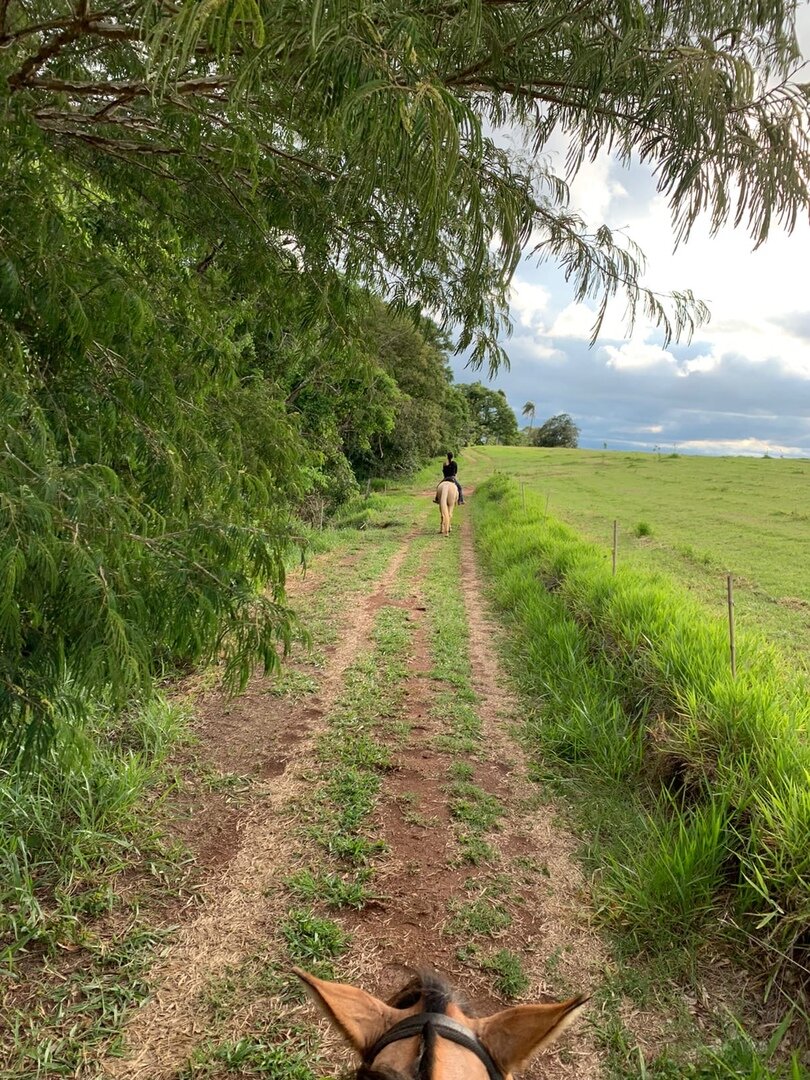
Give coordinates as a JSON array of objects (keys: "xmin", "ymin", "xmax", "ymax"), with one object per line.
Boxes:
[
  {"xmin": 51, "ymin": 128, "xmax": 183, "ymax": 153},
  {"xmin": 12, "ymin": 73, "xmax": 233, "ymax": 96}
]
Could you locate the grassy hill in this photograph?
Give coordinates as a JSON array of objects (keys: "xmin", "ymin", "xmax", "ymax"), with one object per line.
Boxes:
[{"xmin": 461, "ymin": 446, "xmax": 810, "ymax": 675}]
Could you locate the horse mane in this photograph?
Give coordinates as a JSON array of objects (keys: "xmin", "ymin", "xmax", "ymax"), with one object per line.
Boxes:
[
  {"xmin": 386, "ymin": 970, "xmax": 456, "ymax": 1013},
  {"xmin": 355, "ymin": 972, "xmax": 469, "ymax": 1080}
]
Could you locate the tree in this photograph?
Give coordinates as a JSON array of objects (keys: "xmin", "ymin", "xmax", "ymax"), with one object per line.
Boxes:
[
  {"xmin": 522, "ymin": 402, "xmax": 537, "ymax": 431},
  {"xmin": 459, "ymin": 384, "xmax": 520, "ymax": 446},
  {"xmin": 532, "ymin": 415, "xmax": 580, "ymax": 449},
  {"xmin": 3, "ymin": 2, "xmax": 809, "ymax": 367},
  {"xmin": 347, "ymin": 304, "xmax": 470, "ymax": 479},
  {"xmin": 3, "ymin": 0, "xmax": 810, "ymax": 752}
]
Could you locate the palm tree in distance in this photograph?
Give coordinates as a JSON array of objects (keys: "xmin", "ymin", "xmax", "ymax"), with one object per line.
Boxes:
[{"xmin": 522, "ymin": 401, "xmax": 536, "ymax": 431}]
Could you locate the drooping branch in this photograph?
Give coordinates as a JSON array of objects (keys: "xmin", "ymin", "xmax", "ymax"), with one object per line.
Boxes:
[{"xmin": 11, "ymin": 72, "xmax": 232, "ymax": 96}]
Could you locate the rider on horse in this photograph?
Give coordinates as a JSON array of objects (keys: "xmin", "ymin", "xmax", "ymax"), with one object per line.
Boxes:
[{"xmin": 434, "ymin": 452, "xmax": 464, "ymax": 504}]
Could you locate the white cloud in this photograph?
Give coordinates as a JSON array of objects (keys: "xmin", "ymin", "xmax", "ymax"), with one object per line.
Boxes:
[
  {"xmin": 679, "ymin": 437, "xmax": 806, "ymax": 456},
  {"xmin": 547, "ymin": 300, "xmax": 631, "ymax": 341},
  {"xmin": 547, "ymin": 302, "xmax": 592, "ymax": 339},
  {"xmin": 505, "ymin": 333, "xmax": 565, "ymax": 364},
  {"xmin": 566, "ymin": 150, "xmax": 629, "ymax": 224},
  {"xmin": 485, "ymin": 33, "xmax": 810, "ymax": 455},
  {"xmin": 680, "ymin": 353, "xmax": 719, "ymax": 376},
  {"xmin": 508, "ymin": 278, "xmax": 551, "ymax": 330},
  {"xmin": 603, "ymin": 341, "xmax": 676, "ymax": 371}
]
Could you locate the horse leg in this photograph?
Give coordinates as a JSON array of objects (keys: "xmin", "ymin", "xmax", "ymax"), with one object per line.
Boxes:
[{"xmin": 439, "ymin": 489, "xmax": 450, "ymax": 535}]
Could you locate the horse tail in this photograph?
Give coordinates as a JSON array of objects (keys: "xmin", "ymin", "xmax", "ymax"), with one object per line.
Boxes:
[{"xmin": 439, "ymin": 482, "xmax": 452, "ymax": 535}]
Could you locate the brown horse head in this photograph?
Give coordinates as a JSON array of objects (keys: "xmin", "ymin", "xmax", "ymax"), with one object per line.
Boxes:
[{"xmin": 294, "ymin": 967, "xmax": 587, "ymax": 1079}]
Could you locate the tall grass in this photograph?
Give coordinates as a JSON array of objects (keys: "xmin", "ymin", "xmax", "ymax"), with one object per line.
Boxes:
[
  {"xmin": 472, "ymin": 474, "xmax": 810, "ymax": 980},
  {"xmin": 0, "ymin": 695, "xmax": 187, "ymax": 967}
]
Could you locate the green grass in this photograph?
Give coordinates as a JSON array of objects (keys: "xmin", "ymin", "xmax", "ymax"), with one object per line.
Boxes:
[
  {"xmin": 479, "ymin": 947, "xmax": 530, "ymax": 1000},
  {"xmin": 0, "ymin": 695, "xmax": 192, "ymax": 1075},
  {"xmin": 0, "ymin": 695, "xmax": 187, "ymax": 966},
  {"xmin": 456, "ymin": 834, "xmax": 497, "ymax": 865},
  {"xmin": 308, "ymin": 605, "xmax": 413, "ymax": 869},
  {"xmin": 2, "ymin": 924, "xmax": 176, "ymax": 1075},
  {"xmin": 184, "ymin": 1039, "xmax": 319, "ymax": 1080},
  {"xmin": 462, "ymin": 445, "xmax": 810, "ymax": 675},
  {"xmin": 471, "ymin": 474, "xmax": 810, "ymax": 985},
  {"xmin": 592, "ymin": 992, "xmax": 810, "ymax": 1080},
  {"xmin": 448, "ymin": 896, "xmax": 512, "ymax": 937},
  {"xmin": 600, "ymin": 794, "xmax": 732, "ymax": 947},
  {"xmin": 448, "ymin": 779, "xmax": 504, "ymax": 833},
  {"xmin": 280, "ymin": 909, "xmax": 349, "ymax": 965},
  {"xmin": 284, "ymin": 869, "xmax": 374, "ymax": 910}
]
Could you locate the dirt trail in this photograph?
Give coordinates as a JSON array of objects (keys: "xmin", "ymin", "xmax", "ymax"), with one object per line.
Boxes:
[
  {"xmin": 102, "ymin": 505, "xmax": 607, "ymax": 1079},
  {"xmin": 322, "ymin": 515, "xmax": 606, "ymax": 1079},
  {"xmin": 101, "ymin": 535, "xmax": 415, "ymax": 1080}
]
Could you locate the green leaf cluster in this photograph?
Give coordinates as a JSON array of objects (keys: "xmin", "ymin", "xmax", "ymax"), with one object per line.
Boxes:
[{"xmin": 2, "ymin": 0, "xmax": 810, "ymax": 753}]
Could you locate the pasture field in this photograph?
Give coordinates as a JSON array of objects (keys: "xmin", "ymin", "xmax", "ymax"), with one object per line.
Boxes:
[{"xmin": 461, "ymin": 446, "xmax": 810, "ymax": 674}]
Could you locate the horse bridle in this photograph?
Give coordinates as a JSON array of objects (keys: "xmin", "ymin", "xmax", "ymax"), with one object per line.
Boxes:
[{"xmin": 364, "ymin": 1012, "xmax": 503, "ymax": 1080}]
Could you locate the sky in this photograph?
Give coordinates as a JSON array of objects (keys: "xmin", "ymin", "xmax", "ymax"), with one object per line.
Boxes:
[{"xmin": 449, "ymin": 9, "xmax": 810, "ymax": 456}]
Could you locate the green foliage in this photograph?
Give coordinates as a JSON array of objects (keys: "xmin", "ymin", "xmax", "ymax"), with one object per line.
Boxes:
[
  {"xmin": 530, "ymin": 413, "xmax": 581, "ymax": 448},
  {"xmin": 280, "ymin": 909, "xmax": 349, "ymax": 965},
  {"xmin": 472, "ymin": 474, "xmax": 810, "ymax": 975},
  {"xmin": 0, "ymin": 696, "xmax": 186, "ymax": 962},
  {"xmin": 459, "ymin": 383, "xmax": 521, "ymax": 445},
  {"xmin": 3, "ymin": 0, "xmax": 810, "ymax": 755},
  {"xmin": 349, "ymin": 307, "xmax": 470, "ymax": 478}
]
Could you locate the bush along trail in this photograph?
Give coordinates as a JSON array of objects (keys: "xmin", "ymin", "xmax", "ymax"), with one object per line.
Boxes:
[{"xmin": 3, "ymin": 478, "xmax": 808, "ymax": 1079}]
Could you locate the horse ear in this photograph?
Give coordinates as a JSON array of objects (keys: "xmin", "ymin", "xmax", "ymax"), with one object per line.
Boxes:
[
  {"xmin": 472, "ymin": 994, "xmax": 588, "ymax": 1074},
  {"xmin": 293, "ymin": 968, "xmax": 400, "ymax": 1054}
]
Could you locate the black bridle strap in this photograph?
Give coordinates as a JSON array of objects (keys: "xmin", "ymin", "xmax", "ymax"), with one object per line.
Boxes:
[{"xmin": 364, "ymin": 1012, "xmax": 503, "ymax": 1080}]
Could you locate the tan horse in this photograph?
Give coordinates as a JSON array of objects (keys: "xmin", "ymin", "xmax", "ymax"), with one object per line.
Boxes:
[
  {"xmin": 295, "ymin": 967, "xmax": 587, "ymax": 1080},
  {"xmin": 436, "ymin": 479, "xmax": 459, "ymax": 536}
]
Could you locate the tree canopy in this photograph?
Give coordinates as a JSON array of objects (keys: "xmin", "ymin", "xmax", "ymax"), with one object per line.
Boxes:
[
  {"xmin": 347, "ymin": 305, "xmax": 469, "ymax": 479},
  {"xmin": 460, "ymin": 384, "xmax": 520, "ymax": 445},
  {"xmin": 531, "ymin": 414, "xmax": 581, "ymax": 449},
  {"xmin": 3, "ymin": 0, "xmax": 810, "ymax": 753},
  {"xmin": 4, "ymin": 1, "xmax": 809, "ymax": 362}
]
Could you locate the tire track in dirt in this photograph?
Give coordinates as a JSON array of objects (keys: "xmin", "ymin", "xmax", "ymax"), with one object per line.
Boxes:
[
  {"xmin": 99, "ymin": 534, "xmax": 416, "ymax": 1080},
  {"xmin": 334, "ymin": 547, "xmax": 487, "ymax": 999},
  {"xmin": 458, "ymin": 515, "xmax": 606, "ymax": 1080}
]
